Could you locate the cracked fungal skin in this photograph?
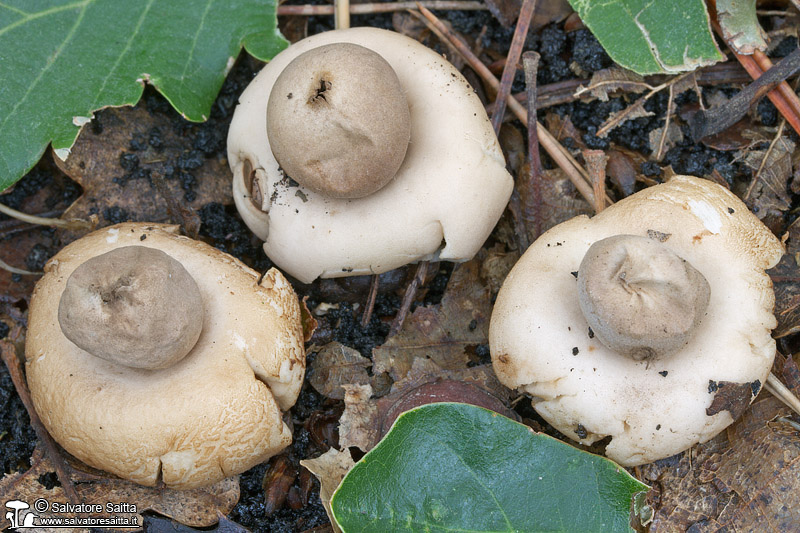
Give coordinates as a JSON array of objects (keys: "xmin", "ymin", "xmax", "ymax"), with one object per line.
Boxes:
[
  {"xmin": 26, "ymin": 223, "xmax": 305, "ymax": 489},
  {"xmin": 267, "ymin": 43, "xmax": 411, "ymax": 199},
  {"xmin": 489, "ymin": 176, "xmax": 784, "ymax": 466}
]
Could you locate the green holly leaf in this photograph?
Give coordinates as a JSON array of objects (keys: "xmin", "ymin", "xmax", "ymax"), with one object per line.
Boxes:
[
  {"xmin": 0, "ymin": 0, "xmax": 287, "ymax": 192},
  {"xmin": 568, "ymin": 0, "xmax": 724, "ymax": 75},
  {"xmin": 331, "ymin": 403, "xmax": 648, "ymax": 533}
]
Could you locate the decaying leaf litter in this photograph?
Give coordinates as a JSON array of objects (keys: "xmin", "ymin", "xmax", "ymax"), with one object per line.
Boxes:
[{"xmin": 2, "ymin": 0, "xmax": 800, "ymax": 531}]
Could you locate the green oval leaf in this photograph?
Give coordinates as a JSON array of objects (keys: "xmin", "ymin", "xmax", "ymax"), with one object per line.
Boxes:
[
  {"xmin": 0, "ymin": 0, "xmax": 287, "ymax": 192},
  {"xmin": 331, "ymin": 403, "xmax": 648, "ymax": 533},
  {"xmin": 567, "ymin": 0, "xmax": 724, "ymax": 75}
]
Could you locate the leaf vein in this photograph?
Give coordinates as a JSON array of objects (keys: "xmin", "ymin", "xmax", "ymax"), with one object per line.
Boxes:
[
  {"xmin": 0, "ymin": 0, "xmax": 93, "ymax": 137},
  {"xmin": 179, "ymin": 0, "xmax": 216, "ymax": 82},
  {"xmin": 91, "ymin": 0, "xmax": 156, "ymax": 109},
  {"xmin": 0, "ymin": 0, "xmax": 89, "ymax": 38}
]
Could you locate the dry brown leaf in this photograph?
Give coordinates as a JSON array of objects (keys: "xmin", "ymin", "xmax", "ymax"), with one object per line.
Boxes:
[
  {"xmin": 307, "ymin": 342, "xmax": 371, "ymax": 400},
  {"xmin": 480, "ymin": 243, "xmax": 519, "ymax": 295},
  {"xmin": 372, "ymin": 259, "xmax": 491, "ymax": 381},
  {"xmin": 605, "ymin": 149, "xmax": 639, "ymax": 197},
  {"xmin": 597, "ymin": 100, "xmax": 654, "ymax": 137},
  {"xmin": 743, "ymin": 134, "xmax": 794, "ymax": 219},
  {"xmin": 544, "ymin": 113, "xmax": 587, "ymax": 151},
  {"xmin": 575, "ymin": 66, "xmax": 649, "ymax": 102},
  {"xmin": 770, "ymin": 218, "xmax": 800, "ymax": 338},
  {"xmin": 54, "ymin": 106, "xmax": 231, "ymax": 240},
  {"xmin": 0, "ymin": 447, "xmax": 239, "ymax": 529},
  {"xmin": 518, "ymin": 167, "xmax": 592, "ymax": 237},
  {"xmin": 649, "ymin": 121, "xmax": 684, "ymax": 160},
  {"xmin": 338, "ymin": 384, "xmax": 379, "ymax": 452},
  {"xmin": 300, "ymin": 296, "xmax": 318, "ymax": 342},
  {"xmin": 339, "ymin": 358, "xmax": 515, "ymax": 452},
  {"xmin": 300, "ymin": 448, "xmax": 355, "ymax": 533},
  {"xmin": 644, "ymin": 395, "xmax": 800, "ymax": 531}
]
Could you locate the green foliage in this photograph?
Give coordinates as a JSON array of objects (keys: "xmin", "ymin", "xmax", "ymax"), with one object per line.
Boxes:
[
  {"xmin": 0, "ymin": 0, "xmax": 287, "ymax": 192},
  {"xmin": 331, "ymin": 403, "xmax": 648, "ymax": 532},
  {"xmin": 568, "ymin": 0, "xmax": 724, "ymax": 75}
]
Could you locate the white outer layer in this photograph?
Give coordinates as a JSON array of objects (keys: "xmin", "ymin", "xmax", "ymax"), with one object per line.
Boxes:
[
  {"xmin": 489, "ymin": 176, "xmax": 784, "ymax": 466},
  {"xmin": 227, "ymin": 28, "xmax": 513, "ymax": 283}
]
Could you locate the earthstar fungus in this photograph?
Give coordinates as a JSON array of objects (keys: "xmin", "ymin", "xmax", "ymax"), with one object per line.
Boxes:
[
  {"xmin": 489, "ymin": 176, "xmax": 784, "ymax": 466},
  {"xmin": 26, "ymin": 223, "xmax": 305, "ymax": 489},
  {"xmin": 227, "ymin": 27, "xmax": 514, "ymax": 283},
  {"xmin": 266, "ymin": 42, "xmax": 411, "ymax": 199}
]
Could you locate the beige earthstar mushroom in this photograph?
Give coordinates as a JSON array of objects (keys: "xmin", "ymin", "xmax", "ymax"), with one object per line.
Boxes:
[
  {"xmin": 25, "ymin": 223, "xmax": 305, "ymax": 489},
  {"xmin": 227, "ymin": 27, "xmax": 514, "ymax": 283},
  {"xmin": 489, "ymin": 176, "xmax": 784, "ymax": 466}
]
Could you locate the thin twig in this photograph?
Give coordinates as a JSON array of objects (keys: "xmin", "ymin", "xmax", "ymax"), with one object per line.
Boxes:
[
  {"xmin": 490, "ymin": 0, "xmax": 537, "ymax": 134},
  {"xmin": 407, "ymin": 9, "xmax": 463, "ymax": 61},
  {"xmin": 688, "ymin": 47, "xmax": 800, "ymax": 140},
  {"xmin": 0, "ymin": 258, "xmax": 40, "ymax": 276},
  {"xmin": 522, "ymin": 51, "xmax": 542, "ymax": 246},
  {"xmin": 415, "ymin": 4, "xmax": 595, "ymax": 206},
  {"xmin": 778, "ymin": 416, "xmax": 800, "ymax": 432},
  {"xmin": 766, "ymin": 372, "xmax": 800, "ymax": 416},
  {"xmin": 278, "ymin": 1, "xmax": 487, "ymax": 15},
  {"xmin": 389, "ymin": 262, "xmax": 429, "ymax": 337},
  {"xmin": 573, "ymin": 80, "xmax": 655, "ymax": 99},
  {"xmin": 596, "ymin": 72, "xmax": 692, "ymax": 138},
  {"xmin": 334, "ymin": 0, "xmax": 350, "ymax": 29},
  {"xmin": 486, "ymin": 62, "xmax": 752, "ymax": 114},
  {"xmin": 361, "ymin": 274, "xmax": 380, "ymax": 328},
  {"xmin": 707, "ymin": 0, "xmax": 800, "ymax": 137},
  {"xmin": 151, "ymin": 172, "xmax": 201, "ymax": 239},
  {"xmin": 583, "ymin": 150, "xmax": 608, "ymax": 214},
  {"xmin": 1, "ymin": 332, "xmax": 81, "ymax": 504},
  {"xmin": 753, "ymin": 49, "xmax": 800, "ymax": 118},
  {"xmin": 655, "ymin": 82, "xmax": 676, "ymax": 161},
  {"xmin": 0, "ymin": 202, "xmax": 96, "ymax": 232}
]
